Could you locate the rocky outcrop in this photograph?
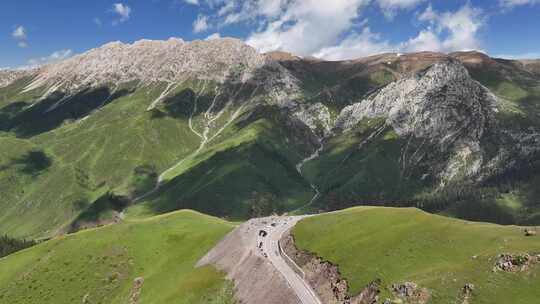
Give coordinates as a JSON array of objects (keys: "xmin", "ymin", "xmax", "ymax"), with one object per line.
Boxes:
[
  {"xmin": 459, "ymin": 283, "xmax": 475, "ymax": 304},
  {"xmin": 18, "ymin": 38, "xmax": 305, "ymax": 117},
  {"xmin": 493, "ymin": 253, "xmax": 539, "ymax": 272},
  {"xmin": 335, "ymin": 59, "xmax": 497, "ymax": 143},
  {"xmin": 293, "ymin": 102, "xmax": 334, "ymax": 137},
  {"xmin": 281, "ymin": 233, "xmax": 380, "ymax": 304},
  {"xmin": 0, "ymin": 69, "xmax": 32, "ymax": 88},
  {"xmin": 334, "ymin": 59, "xmax": 503, "ymax": 184},
  {"xmin": 389, "ymin": 282, "xmax": 430, "ymax": 304},
  {"xmin": 23, "ymin": 38, "xmax": 269, "ymax": 93},
  {"xmin": 128, "ymin": 277, "xmax": 144, "ymax": 304}
]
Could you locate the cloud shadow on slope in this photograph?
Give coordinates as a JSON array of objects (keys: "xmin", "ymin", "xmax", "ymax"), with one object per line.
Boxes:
[{"xmin": 0, "ymin": 87, "xmax": 132, "ymax": 138}]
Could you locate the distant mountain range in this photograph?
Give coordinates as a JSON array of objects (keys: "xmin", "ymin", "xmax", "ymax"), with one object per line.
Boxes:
[{"xmin": 1, "ymin": 38, "xmax": 540, "ymax": 238}]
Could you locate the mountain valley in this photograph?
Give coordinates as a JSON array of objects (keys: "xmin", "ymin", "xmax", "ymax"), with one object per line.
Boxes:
[{"xmin": 1, "ymin": 38, "xmax": 540, "ymax": 303}]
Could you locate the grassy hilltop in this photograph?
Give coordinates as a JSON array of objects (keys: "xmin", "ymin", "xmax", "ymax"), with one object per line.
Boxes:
[
  {"xmin": 293, "ymin": 207, "xmax": 540, "ymax": 304},
  {"xmin": 0, "ymin": 210, "xmax": 235, "ymax": 304}
]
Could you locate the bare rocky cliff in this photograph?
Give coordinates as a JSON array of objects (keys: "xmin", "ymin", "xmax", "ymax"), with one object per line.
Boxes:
[
  {"xmin": 281, "ymin": 233, "xmax": 380, "ymax": 304},
  {"xmin": 334, "ymin": 59, "xmax": 540, "ymax": 185},
  {"xmin": 23, "ymin": 38, "xmax": 267, "ymax": 92},
  {"xmin": 335, "ymin": 60, "xmax": 498, "ymax": 139},
  {"xmin": 0, "ymin": 69, "xmax": 32, "ymax": 88}
]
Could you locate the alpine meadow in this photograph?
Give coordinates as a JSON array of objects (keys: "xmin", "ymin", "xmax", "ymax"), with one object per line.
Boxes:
[{"xmin": 2, "ymin": 1, "xmax": 540, "ymax": 303}]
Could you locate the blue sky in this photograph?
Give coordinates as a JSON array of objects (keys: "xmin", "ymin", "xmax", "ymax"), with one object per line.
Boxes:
[{"xmin": 2, "ymin": 0, "xmax": 540, "ymax": 68}]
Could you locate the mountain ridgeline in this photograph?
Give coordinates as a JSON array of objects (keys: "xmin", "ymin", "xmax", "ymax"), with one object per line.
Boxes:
[{"xmin": 1, "ymin": 38, "xmax": 540, "ymax": 237}]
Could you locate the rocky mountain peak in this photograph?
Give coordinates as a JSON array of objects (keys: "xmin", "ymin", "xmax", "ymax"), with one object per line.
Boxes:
[
  {"xmin": 0, "ymin": 69, "xmax": 33, "ymax": 88},
  {"xmin": 23, "ymin": 37, "xmax": 268, "ymax": 93},
  {"xmin": 336, "ymin": 59, "xmax": 497, "ymax": 137},
  {"xmin": 335, "ymin": 59, "xmax": 500, "ymax": 182}
]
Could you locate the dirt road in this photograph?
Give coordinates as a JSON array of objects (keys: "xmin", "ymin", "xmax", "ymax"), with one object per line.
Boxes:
[
  {"xmin": 258, "ymin": 216, "xmax": 322, "ymax": 304},
  {"xmin": 197, "ymin": 215, "xmax": 322, "ymax": 304}
]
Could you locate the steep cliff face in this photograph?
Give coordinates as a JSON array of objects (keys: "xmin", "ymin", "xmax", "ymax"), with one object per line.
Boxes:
[
  {"xmin": 336, "ymin": 60, "xmax": 497, "ymax": 138},
  {"xmin": 335, "ymin": 60, "xmax": 501, "ymax": 184},
  {"xmin": 23, "ymin": 38, "xmax": 267, "ymax": 92},
  {"xmin": 0, "ymin": 69, "xmax": 33, "ymax": 88}
]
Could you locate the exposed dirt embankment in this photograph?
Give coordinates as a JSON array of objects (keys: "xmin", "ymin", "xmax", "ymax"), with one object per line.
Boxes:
[
  {"xmin": 281, "ymin": 233, "xmax": 379, "ymax": 304},
  {"xmin": 197, "ymin": 217, "xmax": 300, "ymax": 304}
]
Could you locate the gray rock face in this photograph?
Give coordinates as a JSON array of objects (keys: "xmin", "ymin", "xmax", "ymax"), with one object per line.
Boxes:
[
  {"xmin": 0, "ymin": 69, "xmax": 32, "ymax": 88},
  {"xmin": 18, "ymin": 38, "xmax": 304, "ymax": 113},
  {"xmin": 293, "ymin": 102, "xmax": 333, "ymax": 137},
  {"xmin": 22, "ymin": 38, "xmax": 270, "ymax": 93},
  {"xmin": 336, "ymin": 60, "xmax": 498, "ymax": 143},
  {"xmin": 335, "ymin": 60, "xmax": 501, "ymax": 183}
]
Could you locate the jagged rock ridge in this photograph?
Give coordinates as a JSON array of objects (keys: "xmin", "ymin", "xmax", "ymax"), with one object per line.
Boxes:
[
  {"xmin": 0, "ymin": 69, "xmax": 33, "ymax": 88},
  {"xmin": 335, "ymin": 60, "xmax": 503, "ymax": 183},
  {"xmin": 22, "ymin": 38, "xmax": 270, "ymax": 93}
]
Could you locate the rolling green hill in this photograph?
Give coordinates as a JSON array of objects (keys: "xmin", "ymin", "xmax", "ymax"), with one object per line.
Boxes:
[
  {"xmin": 0, "ymin": 210, "xmax": 236, "ymax": 304},
  {"xmin": 292, "ymin": 207, "xmax": 540, "ymax": 304},
  {"xmin": 0, "ymin": 82, "xmax": 202, "ymax": 237}
]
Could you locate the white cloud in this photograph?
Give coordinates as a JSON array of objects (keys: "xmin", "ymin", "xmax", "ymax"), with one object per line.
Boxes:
[
  {"xmin": 401, "ymin": 29, "xmax": 441, "ymax": 52},
  {"xmin": 200, "ymin": 0, "xmax": 423, "ymax": 27},
  {"xmin": 495, "ymin": 52, "xmax": 540, "ymax": 59},
  {"xmin": 257, "ymin": 0, "xmax": 286, "ymax": 18},
  {"xmin": 311, "ymin": 3, "xmax": 485, "ymax": 60},
  {"xmin": 210, "ymin": 0, "xmax": 286, "ymax": 26},
  {"xmin": 205, "ymin": 32, "xmax": 222, "ymax": 40},
  {"xmin": 315, "ymin": 27, "xmax": 393, "ymax": 60},
  {"xmin": 184, "ymin": 0, "xmax": 200, "ymax": 5},
  {"xmin": 376, "ymin": 0, "xmax": 427, "ymax": 19},
  {"xmin": 218, "ymin": 2, "xmax": 236, "ymax": 16},
  {"xmin": 414, "ymin": 4, "xmax": 484, "ymax": 52},
  {"xmin": 27, "ymin": 49, "xmax": 73, "ymax": 67},
  {"xmin": 223, "ymin": 13, "xmax": 243, "ymax": 25},
  {"xmin": 190, "ymin": 1, "xmax": 485, "ymax": 61},
  {"xmin": 193, "ymin": 14, "xmax": 210, "ymax": 33},
  {"xmin": 500, "ymin": 0, "xmax": 540, "ymax": 8},
  {"xmin": 12, "ymin": 26, "xmax": 26, "ymax": 39},
  {"xmin": 12, "ymin": 25, "xmax": 28, "ymax": 48},
  {"xmin": 112, "ymin": 3, "xmax": 131, "ymax": 24},
  {"xmin": 94, "ymin": 17, "xmax": 103, "ymax": 26},
  {"xmin": 246, "ymin": 0, "xmax": 371, "ymax": 56}
]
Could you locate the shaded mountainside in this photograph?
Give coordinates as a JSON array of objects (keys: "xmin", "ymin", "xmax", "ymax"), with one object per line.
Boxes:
[{"xmin": 1, "ymin": 38, "xmax": 540, "ymax": 238}]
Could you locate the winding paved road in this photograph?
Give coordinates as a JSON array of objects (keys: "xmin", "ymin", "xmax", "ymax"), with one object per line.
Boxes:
[{"xmin": 257, "ymin": 216, "xmax": 322, "ymax": 304}]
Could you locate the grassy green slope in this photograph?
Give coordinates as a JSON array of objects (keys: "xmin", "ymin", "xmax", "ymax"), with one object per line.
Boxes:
[
  {"xmin": 0, "ymin": 135, "xmax": 101, "ymax": 237},
  {"xmin": 128, "ymin": 106, "xmax": 314, "ymax": 220},
  {"xmin": 0, "ymin": 83, "xmax": 202, "ymax": 237},
  {"xmin": 468, "ymin": 63, "xmax": 540, "ymax": 133},
  {"xmin": 293, "ymin": 207, "xmax": 540, "ymax": 304},
  {"xmin": 302, "ymin": 118, "xmax": 428, "ymax": 212},
  {"xmin": 459, "ymin": 62, "xmax": 540, "ymax": 224},
  {"xmin": 0, "ymin": 210, "xmax": 235, "ymax": 304},
  {"xmin": 0, "ymin": 78, "xmax": 316, "ymax": 236}
]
